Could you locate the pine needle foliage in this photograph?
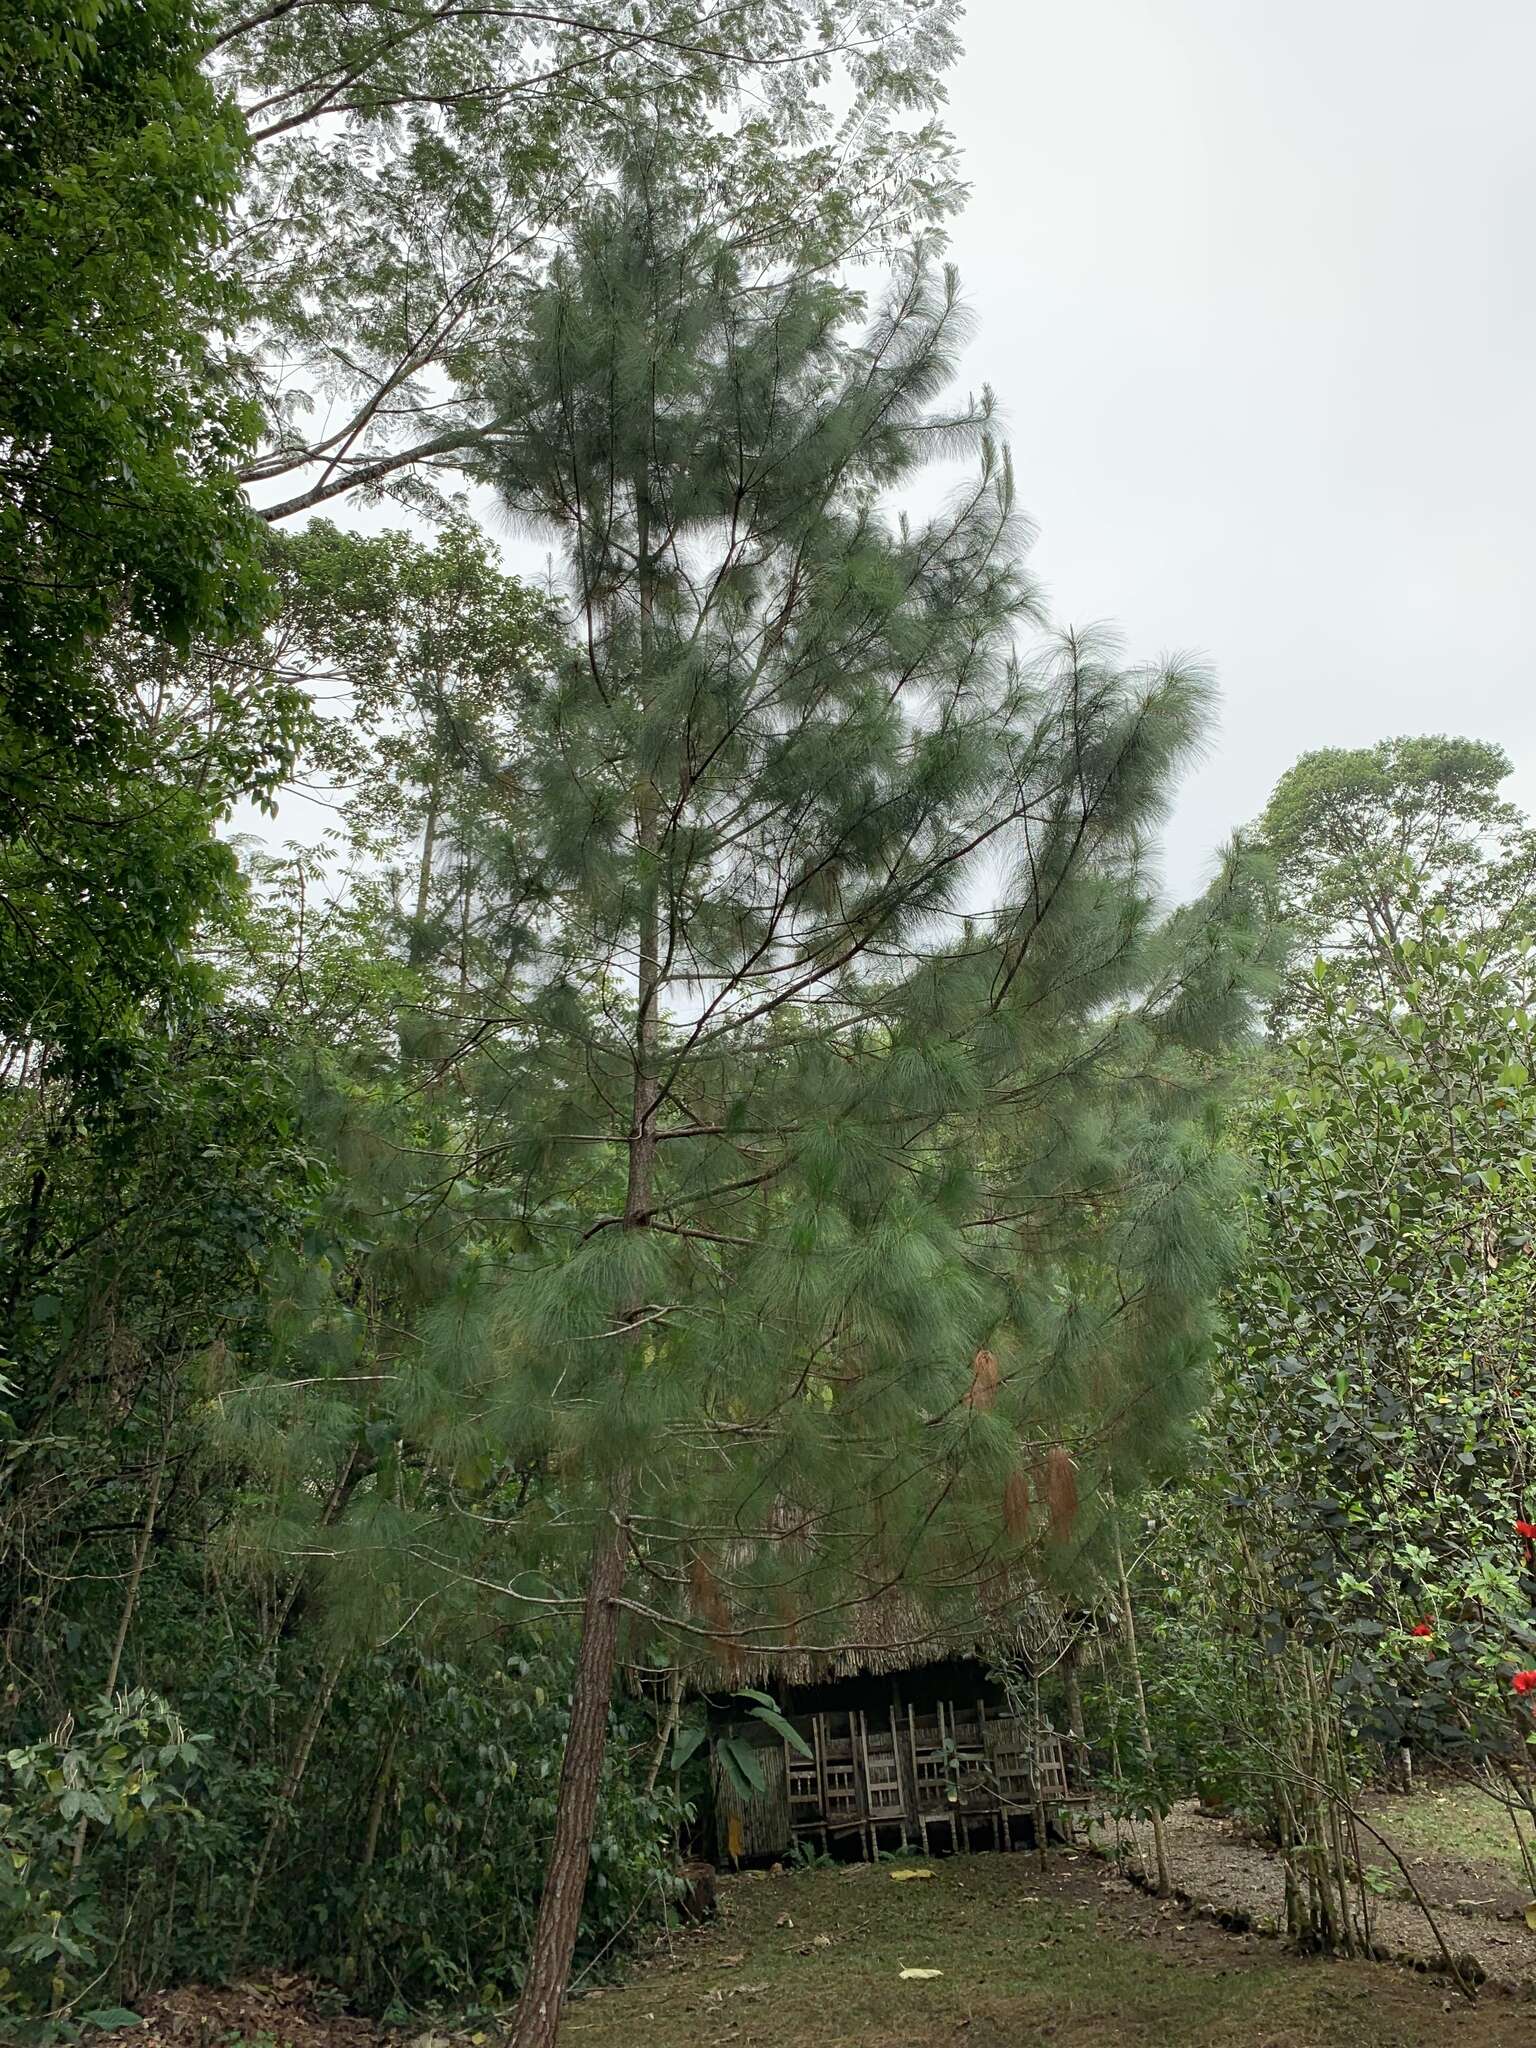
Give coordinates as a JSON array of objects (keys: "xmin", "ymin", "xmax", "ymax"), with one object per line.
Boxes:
[
  {"xmin": 451, "ymin": 166, "xmax": 1283, "ymax": 2035},
  {"xmin": 395, "ymin": 158, "xmax": 1283, "ymax": 1660}
]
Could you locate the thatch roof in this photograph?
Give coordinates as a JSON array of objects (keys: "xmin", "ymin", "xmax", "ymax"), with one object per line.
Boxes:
[
  {"xmin": 623, "ymin": 1482, "xmax": 1087, "ymax": 1696},
  {"xmin": 657, "ymin": 1584, "xmax": 1063, "ymax": 1694}
]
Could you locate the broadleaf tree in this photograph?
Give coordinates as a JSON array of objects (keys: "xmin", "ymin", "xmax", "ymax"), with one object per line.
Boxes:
[
  {"xmin": 370, "ymin": 160, "xmax": 1281, "ymax": 2043},
  {"xmin": 0, "ymin": 0, "xmax": 292, "ymax": 1078},
  {"xmin": 1259, "ymin": 735, "xmax": 1536, "ymax": 1024},
  {"xmin": 209, "ymin": 0, "xmax": 968, "ymax": 520},
  {"xmin": 1, "ymin": 0, "xmax": 266, "ymax": 721},
  {"xmin": 263, "ymin": 513, "xmax": 565, "ymax": 988},
  {"xmin": 1110, "ymin": 843, "xmax": 1536, "ymax": 1952}
]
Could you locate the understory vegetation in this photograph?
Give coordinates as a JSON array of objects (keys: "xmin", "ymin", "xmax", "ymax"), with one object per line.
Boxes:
[
  {"xmin": 3, "ymin": 2, "xmax": 1534, "ymax": 2042},
  {"xmin": 1080, "ymin": 743, "xmax": 1536, "ymax": 1954}
]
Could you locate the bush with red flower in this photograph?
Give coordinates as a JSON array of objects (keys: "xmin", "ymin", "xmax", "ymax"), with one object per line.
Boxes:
[{"xmin": 1209, "ymin": 909, "xmax": 1536, "ymax": 1794}]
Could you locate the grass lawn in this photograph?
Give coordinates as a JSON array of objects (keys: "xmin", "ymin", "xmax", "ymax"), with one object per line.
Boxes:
[
  {"xmin": 1376, "ymin": 1781, "xmax": 1536, "ymax": 1888},
  {"xmin": 561, "ymin": 1851, "xmax": 1522, "ymax": 2047}
]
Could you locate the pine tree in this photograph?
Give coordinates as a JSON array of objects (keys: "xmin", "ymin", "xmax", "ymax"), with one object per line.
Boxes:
[{"xmin": 391, "ymin": 160, "xmax": 1280, "ymax": 2044}]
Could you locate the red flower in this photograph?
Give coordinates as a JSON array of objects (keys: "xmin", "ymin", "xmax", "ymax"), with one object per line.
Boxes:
[
  {"xmin": 1516, "ymin": 1521, "xmax": 1536, "ymax": 1540},
  {"xmin": 1409, "ymin": 1620, "xmax": 1434, "ymax": 1638},
  {"xmin": 1512, "ymin": 1671, "xmax": 1536, "ymax": 1696}
]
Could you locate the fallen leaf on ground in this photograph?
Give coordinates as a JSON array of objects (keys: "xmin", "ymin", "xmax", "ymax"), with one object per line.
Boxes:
[
  {"xmin": 889, "ymin": 1866, "xmax": 936, "ymax": 1882},
  {"xmin": 899, "ymin": 1966, "xmax": 943, "ymax": 1980}
]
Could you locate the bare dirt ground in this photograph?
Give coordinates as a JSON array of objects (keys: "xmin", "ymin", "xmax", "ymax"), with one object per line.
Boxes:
[{"xmin": 1097, "ymin": 1796, "xmax": 1536, "ymax": 1990}]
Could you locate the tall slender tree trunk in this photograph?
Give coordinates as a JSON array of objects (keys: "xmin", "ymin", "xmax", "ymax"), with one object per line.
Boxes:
[
  {"xmin": 645, "ymin": 1666, "xmax": 683, "ymax": 1799},
  {"xmin": 359, "ymin": 1712, "xmax": 404, "ymax": 1873},
  {"xmin": 510, "ymin": 478, "xmax": 662, "ymax": 2048},
  {"xmin": 508, "ymin": 1497, "xmax": 631, "ymax": 2048},
  {"xmin": 103, "ymin": 1440, "xmax": 166, "ymax": 1699},
  {"xmin": 1109, "ymin": 1496, "xmax": 1171, "ymax": 1897},
  {"xmin": 70, "ymin": 1436, "xmax": 168, "ymax": 1876},
  {"xmin": 230, "ymin": 1446, "xmax": 359, "ymax": 1750},
  {"xmin": 408, "ymin": 780, "xmax": 440, "ymax": 970},
  {"xmin": 235, "ymin": 1649, "xmax": 346, "ymax": 1967}
]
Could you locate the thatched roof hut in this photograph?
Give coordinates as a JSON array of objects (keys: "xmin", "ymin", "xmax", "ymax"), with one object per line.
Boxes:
[{"xmin": 660, "ymin": 1584, "xmax": 1088, "ymax": 1863}]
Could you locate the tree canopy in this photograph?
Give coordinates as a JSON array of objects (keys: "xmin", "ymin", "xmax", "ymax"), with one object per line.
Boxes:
[
  {"xmin": 0, "ymin": 0, "xmax": 300, "ymax": 1080},
  {"xmin": 439, "ymin": 166, "xmax": 1274, "ymax": 2041},
  {"xmin": 1259, "ymin": 734, "xmax": 1536, "ymax": 1020},
  {"xmin": 215, "ymin": 0, "xmax": 966, "ymax": 519},
  {"xmin": 12, "ymin": 0, "xmax": 1532, "ymax": 2031}
]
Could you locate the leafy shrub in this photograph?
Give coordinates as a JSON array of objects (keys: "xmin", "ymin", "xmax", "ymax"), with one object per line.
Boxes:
[{"xmin": 0, "ymin": 1692, "xmax": 205, "ymax": 2036}]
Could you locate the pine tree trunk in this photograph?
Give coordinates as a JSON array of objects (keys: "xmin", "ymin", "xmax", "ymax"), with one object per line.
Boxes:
[
  {"xmin": 509, "ymin": 1496, "xmax": 630, "ymax": 2048},
  {"xmin": 510, "ymin": 471, "xmax": 661, "ymax": 2048}
]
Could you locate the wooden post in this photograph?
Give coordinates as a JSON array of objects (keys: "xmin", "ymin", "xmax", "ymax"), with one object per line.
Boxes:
[
  {"xmin": 908, "ymin": 1703, "xmax": 929, "ymax": 1857},
  {"xmin": 974, "ymin": 1697, "xmax": 993, "ymax": 1850},
  {"xmin": 889, "ymin": 1703, "xmax": 910, "ymax": 1850},
  {"xmin": 936, "ymin": 1699, "xmax": 950, "ymax": 1855},
  {"xmin": 854, "ymin": 1711, "xmax": 869, "ymax": 1859}
]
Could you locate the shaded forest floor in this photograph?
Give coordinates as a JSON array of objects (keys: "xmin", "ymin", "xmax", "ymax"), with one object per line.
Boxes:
[
  {"xmin": 124, "ymin": 1786, "xmax": 1536, "ymax": 2047},
  {"xmin": 560, "ymin": 1851, "xmax": 1533, "ymax": 2048}
]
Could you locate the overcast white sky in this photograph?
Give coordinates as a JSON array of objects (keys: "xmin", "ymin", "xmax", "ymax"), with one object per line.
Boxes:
[
  {"xmin": 244, "ymin": 0, "xmax": 1536, "ymax": 903},
  {"xmin": 939, "ymin": 0, "xmax": 1536, "ymax": 897}
]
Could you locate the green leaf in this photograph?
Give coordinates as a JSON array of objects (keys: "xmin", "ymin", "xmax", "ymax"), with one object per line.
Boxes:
[
  {"xmin": 718, "ymin": 1736, "xmax": 766, "ymax": 1799},
  {"xmin": 670, "ymin": 1724, "xmax": 707, "ymax": 1773},
  {"xmin": 748, "ymin": 1705, "xmax": 813, "ymax": 1758}
]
